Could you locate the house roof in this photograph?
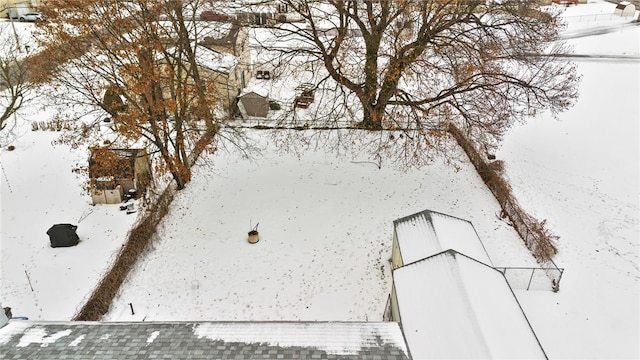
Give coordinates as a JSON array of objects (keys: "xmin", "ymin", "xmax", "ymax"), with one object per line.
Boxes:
[
  {"xmin": 198, "ymin": 22, "xmax": 241, "ymax": 48},
  {"xmin": 392, "ymin": 250, "xmax": 547, "ymax": 360},
  {"xmin": 393, "ymin": 209, "xmax": 492, "ymax": 266},
  {"xmin": 0, "ymin": 321, "xmax": 410, "ymax": 360},
  {"xmin": 158, "ymin": 20, "xmax": 235, "ymax": 49},
  {"xmin": 162, "ymin": 39, "xmax": 238, "ymax": 75},
  {"xmin": 193, "ymin": 45, "xmax": 239, "ymax": 75}
]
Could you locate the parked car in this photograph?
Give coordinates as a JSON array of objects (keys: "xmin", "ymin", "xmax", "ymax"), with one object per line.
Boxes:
[
  {"xmin": 7, "ymin": 7, "xmax": 29, "ymax": 19},
  {"xmin": 19, "ymin": 12, "xmax": 42, "ymax": 22}
]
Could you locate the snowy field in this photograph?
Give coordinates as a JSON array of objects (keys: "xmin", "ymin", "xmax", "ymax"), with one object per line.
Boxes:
[
  {"xmin": 1, "ymin": 1, "xmax": 639, "ymax": 359},
  {"xmin": 0, "ymin": 105, "xmax": 138, "ymax": 320},
  {"xmin": 500, "ymin": 5, "xmax": 640, "ymax": 358}
]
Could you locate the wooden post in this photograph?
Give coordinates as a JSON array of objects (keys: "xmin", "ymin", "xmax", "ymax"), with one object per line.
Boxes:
[
  {"xmin": 527, "ymin": 268, "xmax": 536, "ymax": 291},
  {"xmin": 24, "ymin": 270, "xmax": 34, "ymax": 291}
]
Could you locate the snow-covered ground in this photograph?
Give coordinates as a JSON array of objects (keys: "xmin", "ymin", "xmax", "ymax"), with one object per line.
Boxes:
[
  {"xmin": 0, "ymin": 105, "xmax": 137, "ymax": 320},
  {"xmin": 1, "ymin": 1, "xmax": 638, "ymax": 359},
  {"xmin": 101, "ymin": 132, "xmax": 532, "ymax": 322},
  {"xmin": 500, "ymin": 4, "xmax": 640, "ymax": 357}
]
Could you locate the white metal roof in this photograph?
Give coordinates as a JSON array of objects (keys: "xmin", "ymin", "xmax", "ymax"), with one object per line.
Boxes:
[
  {"xmin": 393, "ymin": 210, "xmax": 492, "ymax": 266},
  {"xmin": 393, "ymin": 250, "xmax": 547, "ymax": 360}
]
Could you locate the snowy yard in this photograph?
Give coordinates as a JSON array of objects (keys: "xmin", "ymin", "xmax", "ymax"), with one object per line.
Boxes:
[
  {"xmin": 102, "ymin": 134, "xmax": 531, "ymax": 322},
  {"xmin": 501, "ymin": 17, "xmax": 640, "ymax": 359},
  {"xmin": 0, "ymin": 109, "xmax": 137, "ymax": 320},
  {"xmin": 1, "ymin": 1, "xmax": 638, "ymax": 359}
]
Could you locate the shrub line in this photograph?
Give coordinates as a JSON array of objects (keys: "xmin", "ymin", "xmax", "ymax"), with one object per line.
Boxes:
[
  {"xmin": 72, "ymin": 131, "xmax": 216, "ymax": 321},
  {"xmin": 447, "ymin": 124, "xmax": 562, "ymax": 290},
  {"xmin": 72, "ymin": 187, "xmax": 175, "ymax": 321}
]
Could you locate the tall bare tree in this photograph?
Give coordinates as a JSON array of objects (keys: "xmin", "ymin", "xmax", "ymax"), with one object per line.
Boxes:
[
  {"xmin": 255, "ymin": 0, "xmax": 579, "ymax": 166},
  {"xmin": 34, "ymin": 0, "xmax": 227, "ymax": 190},
  {"xmin": 0, "ymin": 23, "xmax": 36, "ymax": 136}
]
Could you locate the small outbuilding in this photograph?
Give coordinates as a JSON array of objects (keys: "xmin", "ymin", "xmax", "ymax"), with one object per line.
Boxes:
[
  {"xmin": 237, "ymin": 89, "xmax": 270, "ymax": 118},
  {"xmin": 614, "ymin": 1, "xmax": 636, "ymax": 17},
  {"xmin": 47, "ymin": 224, "xmax": 79, "ymax": 248},
  {"xmin": 89, "ymin": 147, "xmax": 152, "ymax": 205},
  {"xmin": 391, "ymin": 209, "xmax": 492, "ymax": 269},
  {"xmin": 390, "ymin": 250, "xmax": 548, "ymax": 359}
]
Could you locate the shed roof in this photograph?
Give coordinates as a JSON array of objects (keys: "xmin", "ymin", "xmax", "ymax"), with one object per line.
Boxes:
[
  {"xmin": 164, "ymin": 43, "xmax": 239, "ymax": 75},
  {"xmin": 393, "ymin": 209, "xmax": 492, "ymax": 266},
  {"xmin": 239, "ymin": 87, "xmax": 269, "ymax": 98},
  {"xmin": 88, "ymin": 148, "xmax": 145, "ymax": 180},
  {"xmin": 0, "ymin": 321, "xmax": 409, "ymax": 360},
  {"xmin": 393, "ymin": 250, "xmax": 547, "ymax": 360}
]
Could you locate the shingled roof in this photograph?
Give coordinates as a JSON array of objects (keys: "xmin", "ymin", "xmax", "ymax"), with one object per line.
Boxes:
[{"xmin": 0, "ymin": 321, "xmax": 410, "ymax": 360}]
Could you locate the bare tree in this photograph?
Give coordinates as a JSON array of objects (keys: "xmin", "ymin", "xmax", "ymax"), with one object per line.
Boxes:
[
  {"xmin": 0, "ymin": 23, "xmax": 36, "ymax": 136},
  {"xmin": 254, "ymin": 0, "xmax": 579, "ymax": 166},
  {"xmin": 34, "ymin": 0, "xmax": 233, "ymax": 189}
]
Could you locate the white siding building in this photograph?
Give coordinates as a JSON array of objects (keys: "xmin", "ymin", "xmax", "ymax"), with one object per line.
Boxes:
[
  {"xmin": 388, "ymin": 210, "xmax": 547, "ymax": 359},
  {"xmin": 392, "ymin": 250, "xmax": 547, "ymax": 359}
]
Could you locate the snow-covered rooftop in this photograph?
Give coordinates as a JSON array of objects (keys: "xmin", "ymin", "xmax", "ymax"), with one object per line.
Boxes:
[
  {"xmin": 0, "ymin": 321, "xmax": 409, "ymax": 359},
  {"xmin": 393, "ymin": 250, "xmax": 546, "ymax": 359},
  {"xmin": 239, "ymin": 86, "xmax": 269, "ymax": 98},
  {"xmin": 193, "ymin": 45, "xmax": 239, "ymax": 74},
  {"xmin": 393, "ymin": 210, "xmax": 492, "ymax": 266},
  {"xmin": 197, "ymin": 21, "xmax": 234, "ymax": 42}
]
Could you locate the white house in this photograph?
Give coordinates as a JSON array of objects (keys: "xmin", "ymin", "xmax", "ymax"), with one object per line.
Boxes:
[{"xmin": 387, "ymin": 209, "xmax": 548, "ymax": 358}]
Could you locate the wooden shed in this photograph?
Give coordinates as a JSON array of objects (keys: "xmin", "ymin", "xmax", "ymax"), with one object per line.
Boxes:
[
  {"xmin": 88, "ymin": 148, "xmax": 152, "ymax": 205},
  {"xmin": 237, "ymin": 90, "xmax": 270, "ymax": 118}
]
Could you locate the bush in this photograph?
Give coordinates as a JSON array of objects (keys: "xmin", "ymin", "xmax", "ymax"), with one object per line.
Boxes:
[
  {"xmin": 447, "ymin": 124, "xmax": 559, "ymax": 264},
  {"xmin": 269, "ymin": 101, "xmax": 281, "ymax": 110},
  {"xmin": 30, "ymin": 119, "xmax": 76, "ymax": 132}
]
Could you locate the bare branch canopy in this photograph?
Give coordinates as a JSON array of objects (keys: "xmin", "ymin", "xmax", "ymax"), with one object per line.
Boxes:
[{"xmin": 253, "ymin": 0, "xmax": 579, "ymax": 166}]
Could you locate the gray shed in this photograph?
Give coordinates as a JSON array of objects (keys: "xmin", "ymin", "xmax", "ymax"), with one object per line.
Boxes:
[{"xmin": 238, "ymin": 91, "xmax": 269, "ymax": 118}]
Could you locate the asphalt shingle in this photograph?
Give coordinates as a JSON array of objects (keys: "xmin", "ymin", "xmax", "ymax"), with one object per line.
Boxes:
[{"xmin": 0, "ymin": 321, "xmax": 410, "ymax": 360}]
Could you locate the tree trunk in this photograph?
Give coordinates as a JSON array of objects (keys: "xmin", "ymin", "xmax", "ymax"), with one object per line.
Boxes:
[
  {"xmin": 160, "ymin": 143, "xmax": 189, "ymax": 190},
  {"xmin": 169, "ymin": 3, "xmax": 217, "ymax": 134},
  {"xmin": 361, "ymin": 105, "xmax": 384, "ymax": 130},
  {"xmin": 170, "ymin": 169, "xmax": 187, "ymax": 190}
]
